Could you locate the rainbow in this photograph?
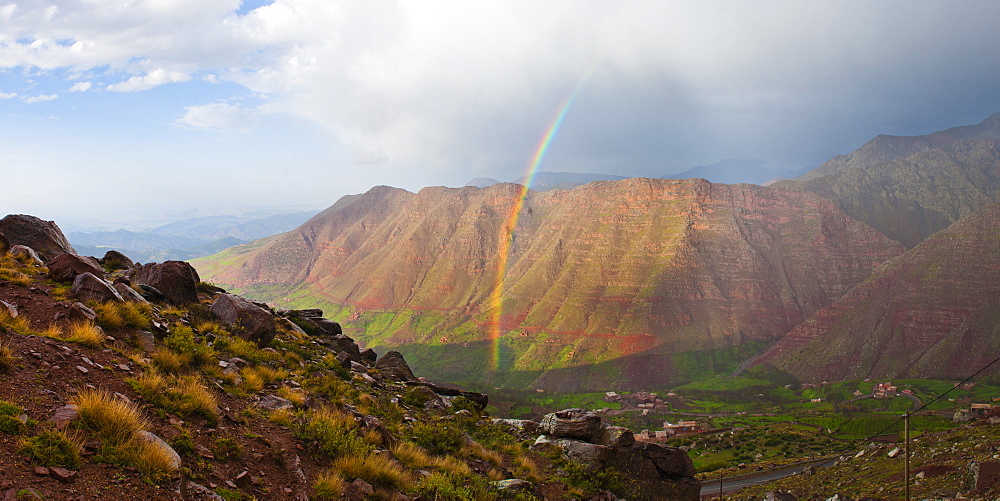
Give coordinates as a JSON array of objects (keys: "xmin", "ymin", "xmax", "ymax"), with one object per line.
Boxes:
[{"xmin": 487, "ymin": 80, "xmax": 589, "ymax": 371}]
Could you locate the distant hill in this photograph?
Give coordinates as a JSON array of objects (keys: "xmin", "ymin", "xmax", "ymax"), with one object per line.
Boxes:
[
  {"xmin": 780, "ymin": 116, "xmax": 1000, "ymax": 247},
  {"xmin": 755, "ymin": 202, "xmax": 1000, "ymax": 382},
  {"xmin": 69, "ymin": 210, "xmax": 316, "ymax": 262},
  {"xmin": 195, "ymin": 179, "xmax": 902, "ymax": 391},
  {"xmin": 662, "ymin": 158, "xmax": 809, "ymax": 185}
]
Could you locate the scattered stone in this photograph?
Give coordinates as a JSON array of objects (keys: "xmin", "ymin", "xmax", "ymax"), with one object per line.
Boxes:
[
  {"xmin": 887, "ymin": 447, "xmax": 901, "ymax": 458},
  {"xmin": 343, "ymin": 478, "xmax": 375, "ymax": 500},
  {"xmin": 117, "ymin": 364, "xmax": 130, "ymax": 371},
  {"xmin": 493, "ymin": 479, "xmax": 532, "ymax": 491},
  {"xmin": 210, "ymin": 294, "xmax": 277, "ymax": 346},
  {"xmin": 234, "ymin": 470, "xmax": 252, "ymax": 488},
  {"xmin": 76, "ymin": 365, "xmax": 89, "ymax": 374},
  {"xmin": 48, "ymin": 467, "xmax": 77, "ymax": 483},
  {"xmin": 135, "ymin": 284, "xmax": 167, "ymax": 303},
  {"xmin": 47, "ymin": 253, "xmax": 104, "ymax": 283},
  {"xmin": 765, "ymin": 490, "xmax": 798, "ymax": 501},
  {"xmin": 34, "ymin": 466, "xmax": 50, "ymax": 476},
  {"xmin": 71, "ymin": 272, "xmax": 124, "ymax": 303},
  {"xmin": 360, "ymin": 348, "xmax": 378, "ymax": 364},
  {"xmin": 49, "ymin": 404, "xmax": 79, "ymax": 431}
]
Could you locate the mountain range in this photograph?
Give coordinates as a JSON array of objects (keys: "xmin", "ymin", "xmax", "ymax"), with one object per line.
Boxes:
[
  {"xmin": 195, "ymin": 113, "xmax": 1000, "ymax": 390},
  {"xmin": 70, "ymin": 211, "xmax": 316, "ymax": 263}
]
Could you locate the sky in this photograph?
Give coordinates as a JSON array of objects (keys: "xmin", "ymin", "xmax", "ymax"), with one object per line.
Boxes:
[{"xmin": 3, "ymin": 1, "xmax": 1000, "ymax": 230}]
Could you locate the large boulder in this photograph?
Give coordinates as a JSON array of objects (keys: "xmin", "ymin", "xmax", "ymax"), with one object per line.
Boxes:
[
  {"xmin": 47, "ymin": 253, "xmax": 104, "ymax": 283},
  {"xmin": 71, "ymin": 273, "xmax": 124, "ymax": 303},
  {"xmin": 285, "ymin": 309, "xmax": 343, "ymax": 336},
  {"xmin": 602, "ymin": 442, "xmax": 700, "ymax": 500},
  {"xmin": 374, "ymin": 351, "xmax": 417, "ymax": 382},
  {"xmin": 210, "ymin": 294, "xmax": 276, "ymax": 346},
  {"xmin": 113, "ymin": 283, "xmax": 148, "ymax": 303},
  {"xmin": 100, "ymin": 250, "xmax": 135, "ymax": 271},
  {"xmin": 0, "ymin": 215, "xmax": 75, "ymax": 261},
  {"xmin": 9, "ymin": 245, "xmax": 44, "ymax": 266},
  {"xmin": 411, "ymin": 382, "xmax": 489, "ymax": 410},
  {"xmin": 540, "ymin": 408, "xmax": 603, "ymax": 442},
  {"xmin": 131, "ymin": 261, "xmax": 201, "ymax": 305}
]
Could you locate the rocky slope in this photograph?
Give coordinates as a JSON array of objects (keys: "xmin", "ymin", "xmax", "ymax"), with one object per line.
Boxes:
[
  {"xmin": 0, "ymin": 214, "xmax": 699, "ymax": 500},
  {"xmin": 780, "ymin": 113, "xmax": 1000, "ymax": 248},
  {"xmin": 195, "ymin": 178, "xmax": 903, "ymax": 391},
  {"xmin": 754, "ymin": 202, "xmax": 1000, "ymax": 382}
]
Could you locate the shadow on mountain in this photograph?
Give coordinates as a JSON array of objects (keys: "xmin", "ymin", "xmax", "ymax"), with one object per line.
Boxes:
[{"xmin": 390, "ymin": 339, "xmax": 766, "ymax": 393}]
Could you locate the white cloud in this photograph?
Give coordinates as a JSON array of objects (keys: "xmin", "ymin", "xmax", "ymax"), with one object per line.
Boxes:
[
  {"xmin": 176, "ymin": 102, "xmax": 261, "ymax": 133},
  {"xmin": 107, "ymin": 69, "xmax": 191, "ymax": 92},
  {"xmin": 23, "ymin": 94, "xmax": 57, "ymax": 103},
  {"xmin": 69, "ymin": 81, "xmax": 92, "ymax": 92},
  {"xmin": 350, "ymin": 145, "xmax": 388, "ymax": 165},
  {"xmin": 0, "ymin": 91, "xmax": 16, "ymax": 99}
]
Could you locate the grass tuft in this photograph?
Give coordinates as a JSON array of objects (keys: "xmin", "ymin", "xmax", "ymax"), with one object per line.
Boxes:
[
  {"xmin": 65, "ymin": 322, "xmax": 106, "ymax": 348},
  {"xmin": 20, "ymin": 430, "xmax": 82, "ymax": 469},
  {"xmin": 330, "ymin": 453, "xmax": 411, "ymax": 490},
  {"xmin": 0, "ymin": 339, "xmax": 18, "ymax": 373},
  {"xmin": 297, "ymin": 407, "xmax": 372, "ymax": 459},
  {"xmin": 312, "ymin": 469, "xmax": 347, "ymax": 500},
  {"xmin": 130, "ymin": 372, "xmax": 219, "ymax": 425},
  {"xmin": 72, "ymin": 389, "xmax": 147, "ymax": 444}
]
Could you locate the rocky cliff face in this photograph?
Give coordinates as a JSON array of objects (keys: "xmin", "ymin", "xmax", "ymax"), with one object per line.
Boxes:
[
  {"xmin": 196, "ymin": 178, "xmax": 903, "ymax": 390},
  {"xmin": 754, "ymin": 202, "xmax": 1000, "ymax": 382}
]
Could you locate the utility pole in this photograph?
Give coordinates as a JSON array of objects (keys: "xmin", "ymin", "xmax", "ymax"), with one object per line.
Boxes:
[{"xmin": 903, "ymin": 412, "xmax": 910, "ymax": 500}]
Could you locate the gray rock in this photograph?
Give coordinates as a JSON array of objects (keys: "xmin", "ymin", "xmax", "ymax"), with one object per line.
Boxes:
[
  {"xmin": 540, "ymin": 408, "xmax": 603, "ymax": 441},
  {"xmin": 210, "ymin": 294, "xmax": 276, "ymax": 346},
  {"xmin": 49, "ymin": 404, "xmax": 79, "ymax": 431},
  {"xmin": 135, "ymin": 430, "xmax": 181, "ymax": 472},
  {"xmin": 595, "ymin": 425, "xmax": 635, "ymax": 448},
  {"xmin": 493, "ymin": 418, "xmax": 542, "ymax": 436},
  {"xmin": 135, "ymin": 284, "xmax": 167, "ymax": 302},
  {"xmin": 114, "ymin": 283, "xmax": 149, "ymax": 303},
  {"xmin": 68, "ymin": 302, "xmax": 97, "ymax": 323},
  {"xmin": 0, "ymin": 300, "xmax": 17, "ymax": 318},
  {"xmin": 493, "ymin": 479, "xmax": 532, "ymax": 491},
  {"xmin": 71, "ymin": 272, "xmax": 124, "ymax": 303},
  {"xmin": 100, "ymin": 250, "xmax": 135, "ymax": 271},
  {"xmin": 532, "ymin": 435, "xmax": 613, "ymax": 466},
  {"xmin": 258, "ymin": 394, "xmax": 294, "ymax": 411},
  {"xmin": 9, "ymin": 245, "xmax": 44, "ymax": 266}
]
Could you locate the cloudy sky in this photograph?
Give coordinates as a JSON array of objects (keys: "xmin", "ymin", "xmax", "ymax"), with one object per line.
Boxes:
[{"xmin": 3, "ymin": 1, "xmax": 1000, "ymax": 229}]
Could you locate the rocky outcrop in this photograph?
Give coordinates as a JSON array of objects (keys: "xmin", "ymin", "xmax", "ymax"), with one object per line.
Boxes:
[
  {"xmin": 374, "ymin": 351, "xmax": 417, "ymax": 382},
  {"xmin": 9, "ymin": 245, "xmax": 44, "ymax": 266},
  {"xmin": 210, "ymin": 294, "xmax": 276, "ymax": 347},
  {"xmin": 71, "ymin": 273, "xmax": 124, "ymax": 303},
  {"xmin": 531, "ymin": 409, "xmax": 699, "ymax": 500},
  {"xmin": 131, "ymin": 261, "xmax": 201, "ymax": 305},
  {"xmin": 0, "ymin": 214, "xmax": 76, "ymax": 261},
  {"xmin": 113, "ymin": 283, "xmax": 148, "ymax": 303},
  {"xmin": 284, "ymin": 308, "xmax": 343, "ymax": 336},
  {"xmin": 407, "ymin": 381, "xmax": 489, "ymax": 410},
  {"xmin": 47, "ymin": 253, "xmax": 104, "ymax": 283}
]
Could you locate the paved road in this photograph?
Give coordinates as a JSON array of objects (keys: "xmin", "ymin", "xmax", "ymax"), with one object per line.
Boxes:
[{"xmin": 699, "ymin": 456, "xmax": 841, "ymax": 498}]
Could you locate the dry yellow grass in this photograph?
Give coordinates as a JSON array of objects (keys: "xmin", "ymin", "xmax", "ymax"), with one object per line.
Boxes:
[
  {"xmin": 0, "ymin": 307, "xmax": 33, "ymax": 335},
  {"xmin": 330, "ymin": 453, "xmax": 412, "ymax": 490},
  {"xmin": 430, "ymin": 455, "xmax": 473, "ymax": 477},
  {"xmin": 66, "ymin": 322, "xmax": 105, "ymax": 348},
  {"xmin": 268, "ymin": 408, "xmax": 296, "ymax": 427},
  {"xmin": 464, "ymin": 441, "xmax": 504, "ymax": 467},
  {"xmin": 312, "ymin": 469, "xmax": 347, "ymax": 500},
  {"xmin": 391, "ymin": 441, "xmax": 433, "ymax": 469},
  {"xmin": 151, "ymin": 347, "xmax": 192, "ymax": 374},
  {"xmin": 277, "ymin": 386, "xmax": 307, "ymax": 406},
  {"xmin": 132, "ymin": 372, "xmax": 219, "ymax": 425},
  {"xmin": 95, "ymin": 302, "xmax": 152, "ymax": 330},
  {"xmin": 0, "ymin": 339, "xmax": 17, "ymax": 372},
  {"xmin": 513, "ymin": 453, "xmax": 542, "ymax": 481},
  {"xmin": 72, "ymin": 389, "xmax": 147, "ymax": 443}
]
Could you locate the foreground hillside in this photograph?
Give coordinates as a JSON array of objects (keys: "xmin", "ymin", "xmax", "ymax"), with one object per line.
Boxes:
[
  {"xmin": 755, "ymin": 202, "xmax": 1000, "ymax": 382},
  {"xmin": 195, "ymin": 178, "xmax": 902, "ymax": 391},
  {"xmin": 0, "ymin": 214, "xmax": 700, "ymax": 500}
]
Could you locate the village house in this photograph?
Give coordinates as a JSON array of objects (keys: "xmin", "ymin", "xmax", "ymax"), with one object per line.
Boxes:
[
  {"xmin": 663, "ymin": 420, "xmax": 701, "ymax": 436},
  {"xmin": 873, "ymin": 382, "xmax": 897, "ymax": 399}
]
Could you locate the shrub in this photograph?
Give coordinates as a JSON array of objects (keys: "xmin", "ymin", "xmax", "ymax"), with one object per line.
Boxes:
[
  {"xmin": 20, "ymin": 430, "xmax": 82, "ymax": 468},
  {"xmin": 297, "ymin": 407, "xmax": 372, "ymax": 459},
  {"xmin": 0, "ymin": 400, "xmax": 34, "ymax": 435},
  {"xmin": 330, "ymin": 453, "xmax": 411, "ymax": 490},
  {"xmin": 212, "ymin": 437, "xmax": 243, "ymax": 460},
  {"xmin": 164, "ymin": 324, "xmax": 216, "ymax": 367},
  {"xmin": 415, "ymin": 472, "xmax": 493, "ymax": 501},
  {"xmin": 65, "ymin": 322, "xmax": 105, "ymax": 348},
  {"xmin": 410, "ymin": 420, "xmax": 465, "ymax": 456}
]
